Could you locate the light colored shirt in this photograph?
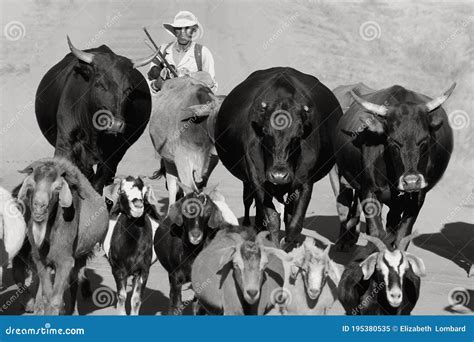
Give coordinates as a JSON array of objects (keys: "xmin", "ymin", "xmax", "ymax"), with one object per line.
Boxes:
[{"xmin": 148, "ymin": 41, "xmax": 217, "ymax": 93}]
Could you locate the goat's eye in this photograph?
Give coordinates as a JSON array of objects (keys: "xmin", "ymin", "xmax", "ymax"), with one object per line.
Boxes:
[{"xmin": 389, "ymin": 137, "xmax": 402, "ymax": 148}]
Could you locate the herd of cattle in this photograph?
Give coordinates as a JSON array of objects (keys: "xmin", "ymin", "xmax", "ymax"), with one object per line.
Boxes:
[{"xmin": 0, "ymin": 36, "xmax": 458, "ymax": 315}]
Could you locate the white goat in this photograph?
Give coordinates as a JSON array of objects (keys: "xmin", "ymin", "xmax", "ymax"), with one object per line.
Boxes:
[
  {"xmin": 0, "ymin": 186, "xmax": 27, "ymax": 289},
  {"xmin": 269, "ymin": 237, "xmax": 342, "ymax": 315}
]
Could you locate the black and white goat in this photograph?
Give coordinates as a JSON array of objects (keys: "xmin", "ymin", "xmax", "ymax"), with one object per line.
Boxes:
[
  {"xmin": 104, "ymin": 176, "xmax": 161, "ymax": 315},
  {"xmin": 154, "ymin": 185, "xmax": 238, "ymax": 315},
  {"xmin": 338, "ymin": 233, "xmax": 425, "ymax": 315}
]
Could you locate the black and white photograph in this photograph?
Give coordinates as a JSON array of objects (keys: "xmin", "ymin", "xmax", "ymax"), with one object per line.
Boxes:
[{"xmin": 0, "ymin": 0, "xmax": 472, "ymax": 330}]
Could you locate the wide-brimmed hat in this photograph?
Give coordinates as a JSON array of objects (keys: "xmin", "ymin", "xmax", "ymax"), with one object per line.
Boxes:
[{"xmin": 163, "ymin": 11, "xmax": 203, "ymax": 40}]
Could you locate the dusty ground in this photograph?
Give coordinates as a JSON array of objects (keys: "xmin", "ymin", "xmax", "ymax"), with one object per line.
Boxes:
[{"xmin": 0, "ymin": 0, "xmax": 472, "ymax": 315}]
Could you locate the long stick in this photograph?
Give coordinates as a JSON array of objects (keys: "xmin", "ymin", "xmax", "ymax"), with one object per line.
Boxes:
[{"xmin": 143, "ymin": 27, "xmax": 178, "ymax": 77}]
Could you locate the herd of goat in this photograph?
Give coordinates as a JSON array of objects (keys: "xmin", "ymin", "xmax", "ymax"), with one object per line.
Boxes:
[
  {"xmin": 0, "ymin": 172, "xmax": 425, "ymax": 316},
  {"xmin": 0, "ymin": 35, "xmax": 459, "ymax": 316}
]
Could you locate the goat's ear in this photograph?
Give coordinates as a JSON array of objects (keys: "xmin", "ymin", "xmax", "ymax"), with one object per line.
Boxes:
[
  {"xmin": 208, "ymin": 205, "xmax": 224, "ymax": 229},
  {"xmin": 167, "ymin": 202, "xmax": 183, "ymax": 226},
  {"xmin": 17, "ymin": 175, "xmax": 34, "ymax": 200},
  {"xmin": 359, "ymin": 252, "xmax": 378, "ymax": 280},
  {"xmin": 144, "ymin": 186, "xmax": 163, "ymax": 222},
  {"xmin": 218, "ymin": 246, "xmax": 236, "ymax": 270},
  {"xmin": 109, "ymin": 199, "xmax": 121, "ymax": 219},
  {"xmin": 290, "ymin": 264, "xmax": 300, "ymax": 281},
  {"xmin": 327, "ymin": 260, "xmax": 342, "ymax": 285},
  {"xmin": 58, "ymin": 178, "xmax": 73, "ymax": 208},
  {"xmin": 405, "ymin": 253, "xmax": 426, "ymax": 277}
]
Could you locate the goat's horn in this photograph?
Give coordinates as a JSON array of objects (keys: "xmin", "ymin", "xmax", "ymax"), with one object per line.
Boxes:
[
  {"xmin": 256, "ymin": 231, "xmax": 270, "ymax": 245},
  {"xmin": 227, "ymin": 232, "xmax": 244, "ymax": 244},
  {"xmin": 397, "ymin": 232, "xmax": 419, "ymax": 251},
  {"xmin": 362, "ymin": 234, "xmax": 387, "ymax": 252}
]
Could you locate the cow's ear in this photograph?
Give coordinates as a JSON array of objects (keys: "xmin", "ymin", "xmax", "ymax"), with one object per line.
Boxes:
[
  {"xmin": 167, "ymin": 202, "xmax": 183, "ymax": 226},
  {"xmin": 302, "ymin": 122, "xmax": 313, "ymax": 139},
  {"xmin": 73, "ymin": 62, "xmax": 92, "ymax": 81},
  {"xmin": 359, "ymin": 252, "xmax": 378, "ymax": 280},
  {"xmin": 359, "ymin": 112, "xmax": 385, "ymax": 134},
  {"xmin": 429, "ymin": 112, "xmax": 444, "ymax": 131},
  {"xmin": 251, "ymin": 121, "xmax": 265, "ymax": 137}
]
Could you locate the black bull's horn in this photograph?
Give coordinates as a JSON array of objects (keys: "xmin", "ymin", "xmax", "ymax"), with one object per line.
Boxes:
[
  {"xmin": 67, "ymin": 35, "xmax": 159, "ymax": 69},
  {"xmin": 350, "ymin": 83, "xmax": 456, "ymax": 116}
]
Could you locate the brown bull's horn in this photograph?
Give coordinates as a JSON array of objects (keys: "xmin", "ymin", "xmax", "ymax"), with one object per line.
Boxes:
[
  {"xmin": 424, "ymin": 83, "xmax": 456, "ymax": 112},
  {"xmin": 362, "ymin": 234, "xmax": 387, "ymax": 252},
  {"xmin": 131, "ymin": 49, "xmax": 160, "ymax": 69},
  {"xmin": 350, "ymin": 90, "xmax": 388, "ymax": 116},
  {"xmin": 67, "ymin": 35, "xmax": 94, "ymax": 64},
  {"xmin": 397, "ymin": 232, "xmax": 419, "ymax": 251}
]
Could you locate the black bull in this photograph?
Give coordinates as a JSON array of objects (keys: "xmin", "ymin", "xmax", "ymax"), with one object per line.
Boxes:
[
  {"xmin": 35, "ymin": 37, "xmax": 157, "ymax": 194},
  {"xmin": 332, "ymin": 84, "xmax": 455, "ymax": 249},
  {"xmin": 215, "ymin": 67, "xmax": 342, "ymax": 247}
]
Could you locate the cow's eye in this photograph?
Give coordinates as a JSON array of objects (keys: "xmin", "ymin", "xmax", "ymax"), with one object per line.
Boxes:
[
  {"xmin": 417, "ymin": 138, "xmax": 428, "ymax": 146},
  {"xmin": 124, "ymin": 86, "xmax": 133, "ymax": 98},
  {"xmin": 94, "ymin": 80, "xmax": 106, "ymax": 90}
]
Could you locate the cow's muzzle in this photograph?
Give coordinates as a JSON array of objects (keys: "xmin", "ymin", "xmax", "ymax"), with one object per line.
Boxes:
[
  {"xmin": 92, "ymin": 110, "xmax": 126, "ymax": 135},
  {"xmin": 105, "ymin": 118, "xmax": 125, "ymax": 135},
  {"xmin": 188, "ymin": 229, "xmax": 203, "ymax": 245},
  {"xmin": 267, "ymin": 166, "xmax": 292, "ymax": 185},
  {"xmin": 397, "ymin": 173, "xmax": 427, "ymax": 192}
]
